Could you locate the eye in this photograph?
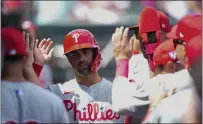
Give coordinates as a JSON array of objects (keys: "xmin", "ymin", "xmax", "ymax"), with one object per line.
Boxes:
[
  {"xmin": 68, "ymin": 51, "xmax": 77, "ymax": 57},
  {"xmin": 82, "ymin": 49, "xmax": 90, "ymax": 55}
]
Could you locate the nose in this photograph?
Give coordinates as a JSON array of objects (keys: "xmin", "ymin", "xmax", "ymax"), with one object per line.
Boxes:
[{"xmin": 77, "ymin": 50, "xmax": 86, "ymax": 64}]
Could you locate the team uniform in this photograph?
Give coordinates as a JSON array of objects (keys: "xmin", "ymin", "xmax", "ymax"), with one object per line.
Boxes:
[
  {"xmin": 112, "ymin": 14, "xmax": 193, "ymax": 121},
  {"xmin": 144, "ymin": 81, "xmax": 196, "ymax": 123},
  {"xmin": 2, "ymin": 81, "xmax": 70, "ymax": 124},
  {"xmin": 112, "ymin": 7, "xmax": 164, "ymax": 120},
  {"xmin": 145, "ymin": 15, "xmax": 202, "ymax": 122},
  {"xmin": 46, "ymin": 78, "xmax": 124, "ymax": 123},
  {"xmin": 1, "ymin": 28, "xmax": 70, "ymax": 124},
  {"xmin": 43, "ymin": 29, "xmax": 125, "ymax": 123},
  {"xmin": 112, "ymin": 53, "xmax": 150, "ymax": 117}
]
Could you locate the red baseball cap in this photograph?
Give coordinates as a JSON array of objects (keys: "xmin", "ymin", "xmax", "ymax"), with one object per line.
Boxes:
[
  {"xmin": 176, "ymin": 14, "xmax": 201, "ymax": 42},
  {"xmin": 167, "ymin": 14, "xmax": 202, "ymax": 42},
  {"xmin": 2, "ymin": 28, "xmax": 27, "ymax": 56},
  {"xmin": 166, "ymin": 24, "xmax": 177, "ymax": 39},
  {"xmin": 186, "ymin": 35, "xmax": 202, "ymax": 65},
  {"xmin": 139, "ymin": 7, "xmax": 160, "ymax": 34},
  {"xmin": 153, "ymin": 38, "xmax": 177, "ymax": 66},
  {"xmin": 157, "ymin": 11, "xmax": 170, "ymax": 32}
]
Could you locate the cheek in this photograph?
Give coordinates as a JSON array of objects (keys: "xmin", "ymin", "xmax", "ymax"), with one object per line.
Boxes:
[
  {"xmin": 67, "ymin": 57, "xmax": 77, "ymax": 68},
  {"xmin": 85, "ymin": 51, "xmax": 94, "ymax": 62}
]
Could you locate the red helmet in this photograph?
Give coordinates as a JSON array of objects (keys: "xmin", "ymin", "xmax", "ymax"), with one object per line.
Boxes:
[{"xmin": 63, "ymin": 29, "xmax": 102, "ymax": 72}]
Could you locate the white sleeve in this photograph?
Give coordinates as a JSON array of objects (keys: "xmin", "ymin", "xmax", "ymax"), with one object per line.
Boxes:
[
  {"xmin": 128, "ymin": 54, "xmax": 150, "ymax": 86},
  {"xmin": 112, "ymin": 76, "xmax": 150, "ymax": 117},
  {"xmin": 112, "ymin": 54, "xmax": 151, "ymax": 116}
]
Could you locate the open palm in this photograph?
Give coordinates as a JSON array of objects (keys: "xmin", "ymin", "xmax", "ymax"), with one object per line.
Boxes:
[{"xmin": 34, "ymin": 38, "xmax": 54, "ymax": 66}]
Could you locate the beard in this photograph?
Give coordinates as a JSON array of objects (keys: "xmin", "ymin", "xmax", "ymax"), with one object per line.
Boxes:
[{"xmin": 75, "ymin": 63, "xmax": 92, "ymax": 77}]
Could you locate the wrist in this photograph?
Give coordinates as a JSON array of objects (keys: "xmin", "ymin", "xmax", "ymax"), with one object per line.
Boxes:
[
  {"xmin": 34, "ymin": 61, "xmax": 45, "ymax": 66},
  {"xmin": 115, "ymin": 59, "xmax": 129, "ymax": 78},
  {"xmin": 24, "ymin": 63, "xmax": 34, "ymax": 68},
  {"xmin": 115, "ymin": 55, "xmax": 129, "ymax": 62},
  {"xmin": 33, "ymin": 63, "xmax": 43, "ymax": 78}
]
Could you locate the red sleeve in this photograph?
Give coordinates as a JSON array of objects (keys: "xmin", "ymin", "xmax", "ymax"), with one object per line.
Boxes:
[
  {"xmin": 115, "ymin": 59, "xmax": 129, "ymax": 78},
  {"xmin": 33, "ymin": 63, "xmax": 43, "ymax": 78}
]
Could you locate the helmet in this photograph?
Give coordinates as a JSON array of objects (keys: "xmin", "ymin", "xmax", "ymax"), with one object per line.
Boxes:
[{"xmin": 63, "ymin": 29, "xmax": 102, "ymax": 72}]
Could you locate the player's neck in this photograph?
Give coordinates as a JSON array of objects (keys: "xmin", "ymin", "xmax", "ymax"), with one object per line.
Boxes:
[
  {"xmin": 2, "ymin": 64, "xmax": 25, "ymax": 82},
  {"xmin": 75, "ymin": 72, "xmax": 102, "ymax": 87}
]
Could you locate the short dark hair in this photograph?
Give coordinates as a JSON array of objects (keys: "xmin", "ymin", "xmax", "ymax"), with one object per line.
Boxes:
[{"xmin": 156, "ymin": 64, "xmax": 165, "ymax": 73}]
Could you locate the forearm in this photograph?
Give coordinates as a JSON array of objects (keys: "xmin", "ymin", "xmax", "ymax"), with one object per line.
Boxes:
[
  {"xmin": 112, "ymin": 76, "xmax": 149, "ymax": 115},
  {"xmin": 23, "ymin": 65, "xmax": 41, "ymax": 86}
]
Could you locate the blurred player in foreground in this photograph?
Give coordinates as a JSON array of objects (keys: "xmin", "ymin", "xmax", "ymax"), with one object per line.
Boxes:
[
  {"xmin": 32, "ymin": 29, "xmax": 125, "ymax": 123},
  {"xmin": 111, "ymin": 7, "xmax": 166, "ymax": 122},
  {"xmin": 22, "ymin": 20, "xmax": 54, "ymax": 88},
  {"xmin": 1, "ymin": 28, "xmax": 70, "ymax": 123},
  {"xmin": 124, "ymin": 7, "xmax": 171, "ymax": 123},
  {"xmin": 145, "ymin": 14, "xmax": 202, "ymax": 123}
]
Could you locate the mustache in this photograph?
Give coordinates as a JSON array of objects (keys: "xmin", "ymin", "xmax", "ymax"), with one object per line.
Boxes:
[{"xmin": 76, "ymin": 60, "xmax": 88, "ymax": 67}]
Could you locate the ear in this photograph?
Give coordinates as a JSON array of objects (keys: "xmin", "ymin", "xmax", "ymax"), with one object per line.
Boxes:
[{"xmin": 165, "ymin": 61, "xmax": 176, "ymax": 73}]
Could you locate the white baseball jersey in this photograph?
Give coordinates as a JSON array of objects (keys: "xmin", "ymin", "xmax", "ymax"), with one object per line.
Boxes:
[
  {"xmin": 144, "ymin": 87, "xmax": 200, "ymax": 123},
  {"xmin": 46, "ymin": 78, "xmax": 125, "ymax": 123},
  {"xmin": 1, "ymin": 80, "xmax": 70, "ymax": 124},
  {"xmin": 144, "ymin": 69, "xmax": 196, "ymax": 123},
  {"xmin": 145, "ymin": 69, "xmax": 193, "ymax": 95},
  {"xmin": 112, "ymin": 53, "xmax": 193, "ymax": 120},
  {"xmin": 112, "ymin": 53, "xmax": 151, "ymax": 122}
]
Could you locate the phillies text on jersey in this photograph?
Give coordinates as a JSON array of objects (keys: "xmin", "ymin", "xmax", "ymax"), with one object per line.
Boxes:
[{"xmin": 47, "ymin": 78, "xmax": 125, "ymax": 123}]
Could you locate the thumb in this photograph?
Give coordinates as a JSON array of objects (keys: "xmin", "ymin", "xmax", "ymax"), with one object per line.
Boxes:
[
  {"xmin": 129, "ymin": 36, "xmax": 135, "ymax": 52},
  {"xmin": 48, "ymin": 48, "xmax": 54, "ymax": 57}
]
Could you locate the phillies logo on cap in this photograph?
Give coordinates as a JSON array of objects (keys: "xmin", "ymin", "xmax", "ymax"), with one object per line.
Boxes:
[
  {"xmin": 9, "ymin": 49, "xmax": 17, "ymax": 55},
  {"xmin": 168, "ymin": 51, "xmax": 176, "ymax": 60},
  {"xmin": 179, "ymin": 32, "xmax": 184, "ymax": 38},
  {"xmin": 162, "ymin": 24, "xmax": 165, "ymax": 28},
  {"xmin": 73, "ymin": 33, "xmax": 80, "ymax": 43}
]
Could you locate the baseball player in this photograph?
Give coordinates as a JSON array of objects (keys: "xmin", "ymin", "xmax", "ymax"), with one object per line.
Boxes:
[
  {"xmin": 111, "ymin": 7, "xmax": 163, "ymax": 121},
  {"xmin": 125, "ymin": 10, "xmax": 172, "ymax": 123},
  {"xmin": 144, "ymin": 14, "xmax": 202, "ymax": 123},
  {"xmin": 1, "ymin": 28, "xmax": 70, "ymax": 123},
  {"xmin": 111, "ymin": 7, "xmax": 199, "ymax": 123},
  {"xmin": 186, "ymin": 35, "xmax": 202, "ymax": 123},
  {"xmin": 32, "ymin": 29, "xmax": 125, "ymax": 123},
  {"xmin": 145, "ymin": 35, "xmax": 202, "ymax": 123},
  {"xmin": 22, "ymin": 20, "xmax": 54, "ymax": 88}
]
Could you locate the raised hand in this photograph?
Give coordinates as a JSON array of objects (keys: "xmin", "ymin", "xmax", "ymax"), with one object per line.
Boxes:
[
  {"xmin": 23, "ymin": 31, "xmax": 35, "ymax": 67},
  {"xmin": 34, "ymin": 38, "xmax": 54, "ymax": 66},
  {"xmin": 112, "ymin": 26, "xmax": 135, "ymax": 61},
  {"xmin": 148, "ymin": 81, "xmax": 175, "ymax": 111},
  {"xmin": 132, "ymin": 34, "xmax": 141, "ymax": 54},
  {"xmin": 22, "ymin": 31, "xmax": 40, "ymax": 85}
]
